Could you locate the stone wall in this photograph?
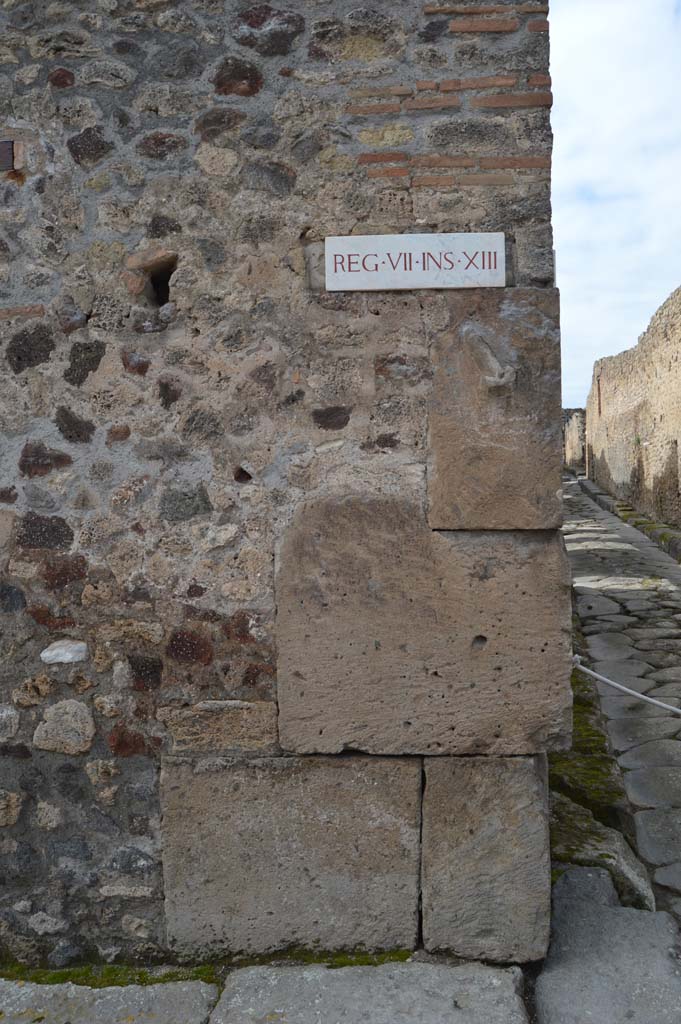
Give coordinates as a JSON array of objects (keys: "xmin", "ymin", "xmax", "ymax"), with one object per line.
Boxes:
[
  {"xmin": 563, "ymin": 408, "xmax": 585, "ymax": 472},
  {"xmin": 586, "ymin": 287, "xmax": 681, "ymax": 524},
  {"xmin": 0, "ymin": 0, "xmax": 570, "ymax": 967}
]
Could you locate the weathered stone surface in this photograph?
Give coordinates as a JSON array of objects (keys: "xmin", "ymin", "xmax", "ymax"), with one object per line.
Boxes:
[
  {"xmin": 33, "ymin": 699, "xmax": 95, "ymax": 754},
  {"xmin": 428, "ymin": 289, "xmax": 562, "ymax": 530},
  {"xmin": 211, "ymin": 964, "xmax": 528, "ymax": 1024},
  {"xmin": 577, "ymin": 594, "xmax": 621, "ymax": 617},
  {"xmin": 0, "ymin": 980, "xmax": 218, "ymax": 1024},
  {"xmin": 607, "ymin": 716, "xmax": 681, "ymax": 753},
  {"xmin": 0, "ymin": 789, "xmax": 23, "ymax": 826},
  {"xmin": 0, "ymin": 704, "xmax": 20, "ymax": 741},
  {"xmin": 619, "ymin": 739, "xmax": 681, "ymax": 769},
  {"xmin": 161, "ymin": 755, "xmax": 421, "ymax": 956},
  {"xmin": 655, "ymin": 863, "xmax": 681, "ymax": 893},
  {"xmin": 550, "ymin": 792, "xmax": 654, "ymax": 910},
  {"xmin": 422, "ymin": 756, "xmax": 551, "ymax": 962},
  {"xmin": 158, "ymin": 701, "xmax": 278, "ymax": 754},
  {"xmin": 586, "ymin": 632, "xmax": 636, "ymax": 662},
  {"xmin": 635, "ymin": 808, "xmax": 681, "ymax": 864},
  {"xmin": 277, "ymin": 497, "xmax": 572, "ymax": 756},
  {"xmin": 535, "ymin": 867, "xmax": 681, "ymax": 1024},
  {"xmin": 624, "ymin": 767, "xmax": 681, "ymax": 808}
]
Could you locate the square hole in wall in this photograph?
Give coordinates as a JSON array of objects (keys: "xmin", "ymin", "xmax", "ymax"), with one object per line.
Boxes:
[{"xmin": 0, "ymin": 141, "xmax": 13, "ymax": 171}]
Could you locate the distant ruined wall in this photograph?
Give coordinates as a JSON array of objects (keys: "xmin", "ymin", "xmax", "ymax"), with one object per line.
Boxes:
[
  {"xmin": 586, "ymin": 287, "xmax": 681, "ymax": 525},
  {"xmin": 563, "ymin": 408, "xmax": 584, "ymax": 472},
  {"xmin": 0, "ymin": 0, "xmax": 570, "ymax": 968}
]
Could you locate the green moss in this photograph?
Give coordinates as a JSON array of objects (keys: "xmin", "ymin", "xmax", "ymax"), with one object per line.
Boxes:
[
  {"xmin": 0, "ymin": 963, "xmax": 219, "ymax": 988},
  {"xmin": 549, "ymin": 669, "xmax": 626, "ymax": 828},
  {"xmin": 226, "ymin": 947, "xmax": 413, "ymax": 970}
]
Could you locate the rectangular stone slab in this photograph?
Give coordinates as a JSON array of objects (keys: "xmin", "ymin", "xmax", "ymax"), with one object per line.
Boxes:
[
  {"xmin": 276, "ymin": 496, "xmax": 572, "ymax": 755},
  {"xmin": 428, "ymin": 288, "xmax": 562, "ymax": 529},
  {"xmin": 160, "ymin": 755, "xmax": 421, "ymax": 957},
  {"xmin": 210, "ymin": 963, "xmax": 529, "ymax": 1024},
  {"xmin": 422, "ymin": 756, "xmax": 550, "ymax": 962}
]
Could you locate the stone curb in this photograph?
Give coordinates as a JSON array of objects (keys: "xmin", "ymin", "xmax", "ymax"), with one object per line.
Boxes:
[{"xmin": 574, "ymin": 475, "xmax": 681, "ymax": 564}]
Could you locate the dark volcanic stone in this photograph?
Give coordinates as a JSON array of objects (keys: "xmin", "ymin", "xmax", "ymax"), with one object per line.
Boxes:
[
  {"xmin": 312, "ymin": 405, "xmax": 352, "ymax": 430},
  {"xmin": 48, "ymin": 940, "xmax": 84, "ymax": 968},
  {"xmin": 107, "ymin": 722, "xmax": 148, "ymax": 757},
  {"xmin": 41, "ymin": 554, "xmax": 88, "ymax": 590},
  {"xmin": 55, "ymin": 406, "xmax": 95, "ymax": 443},
  {"xmin": 67, "ymin": 126, "xmax": 114, "ymax": 167},
  {"xmin": 128, "ymin": 654, "xmax": 163, "ymax": 691},
  {"xmin": 240, "ymin": 120, "xmax": 281, "ymax": 150},
  {"xmin": 148, "ymin": 214, "xmax": 181, "ymax": 238},
  {"xmin": 212, "ymin": 55, "xmax": 263, "ymax": 96},
  {"xmin": 48, "ymin": 67, "xmax": 75, "ymax": 87},
  {"xmin": 242, "ymin": 159, "xmax": 296, "ymax": 195},
  {"xmin": 136, "ymin": 132, "xmax": 188, "ymax": 160},
  {"xmin": 235, "ymin": 5, "xmax": 305, "ymax": 56},
  {"xmin": 6, "ymin": 324, "xmax": 55, "ymax": 373},
  {"xmin": 159, "ymin": 378, "xmax": 182, "ymax": 409},
  {"xmin": 0, "ymin": 582, "xmax": 26, "ymax": 613},
  {"xmin": 166, "ymin": 628, "xmax": 214, "ymax": 665},
  {"xmin": 195, "ymin": 107, "xmax": 246, "ymax": 143},
  {"xmin": 17, "ymin": 512, "xmax": 74, "ymax": 550},
  {"xmin": 151, "ymin": 38, "xmax": 202, "ymax": 80},
  {"xmin": 121, "ymin": 350, "xmax": 151, "ymax": 375},
  {"xmin": 19, "ymin": 441, "xmax": 73, "ymax": 478},
  {"xmin": 159, "ymin": 483, "xmax": 213, "ymax": 522},
  {"xmin": 64, "ymin": 340, "xmax": 105, "ymax": 385},
  {"xmin": 0, "ymin": 487, "xmax": 18, "ymax": 503}
]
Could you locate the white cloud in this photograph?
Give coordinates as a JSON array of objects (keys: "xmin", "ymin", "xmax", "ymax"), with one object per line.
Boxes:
[{"xmin": 550, "ymin": 0, "xmax": 681, "ymax": 406}]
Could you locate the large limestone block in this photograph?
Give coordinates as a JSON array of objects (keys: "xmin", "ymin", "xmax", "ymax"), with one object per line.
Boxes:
[
  {"xmin": 160, "ymin": 755, "xmax": 421, "ymax": 957},
  {"xmin": 276, "ymin": 497, "xmax": 572, "ymax": 755},
  {"xmin": 428, "ymin": 288, "xmax": 562, "ymax": 529},
  {"xmin": 422, "ymin": 756, "xmax": 551, "ymax": 963}
]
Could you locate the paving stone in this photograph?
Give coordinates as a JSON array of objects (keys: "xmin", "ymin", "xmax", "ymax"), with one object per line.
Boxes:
[
  {"xmin": 608, "ymin": 717, "xmax": 681, "ymax": 753},
  {"xmin": 635, "ymin": 809, "xmax": 681, "ymax": 864},
  {"xmin": 277, "ymin": 497, "xmax": 571, "ymax": 755},
  {"xmin": 592, "ymin": 659, "xmax": 654, "ymax": 679},
  {"xmin": 619, "ymin": 740, "xmax": 681, "ymax": 769},
  {"xmin": 655, "ymin": 863, "xmax": 681, "ymax": 893},
  {"xmin": 0, "ymin": 980, "xmax": 218, "ymax": 1024},
  {"xmin": 649, "ymin": 683, "xmax": 681, "ymax": 698},
  {"xmin": 650, "ymin": 666, "xmax": 681, "ymax": 683},
  {"xmin": 624, "ymin": 627, "xmax": 681, "ymax": 640},
  {"xmin": 596, "ymin": 675, "xmax": 655, "ymax": 697},
  {"xmin": 576, "ymin": 594, "xmax": 621, "ymax": 617},
  {"xmin": 209, "ymin": 963, "xmax": 529, "ymax": 1024},
  {"xmin": 599, "ymin": 695, "xmax": 681, "ymax": 719},
  {"xmin": 624, "ymin": 767, "xmax": 681, "ymax": 808},
  {"xmin": 535, "ymin": 867, "xmax": 681, "ymax": 1024},
  {"xmin": 422, "ymin": 756, "xmax": 550, "ymax": 962},
  {"xmin": 585, "ymin": 633, "xmax": 635, "ymax": 662},
  {"xmin": 161, "ymin": 755, "xmax": 421, "ymax": 957}
]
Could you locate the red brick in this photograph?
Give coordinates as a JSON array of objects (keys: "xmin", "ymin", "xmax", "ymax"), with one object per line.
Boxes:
[
  {"xmin": 0, "ymin": 304, "xmax": 45, "ymax": 321},
  {"xmin": 479, "ymin": 155, "xmax": 551, "ymax": 169},
  {"xmin": 366, "ymin": 166, "xmax": 411, "ymax": 179},
  {"xmin": 412, "ymin": 175, "xmax": 456, "ymax": 188},
  {"xmin": 528, "ymin": 19, "xmax": 549, "ymax": 31},
  {"xmin": 410, "ymin": 155, "xmax": 476, "ymax": 168},
  {"xmin": 440, "ymin": 75, "xmax": 518, "ymax": 91},
  {"xmin": 346, "ymin": 103, "xmax": 402, "ymax": 116},
  {"xmin": 453, "ymin": 172, "xmax": 514, "ymax": 185},
  {"xmin": 528, "ymin": 73, "xmax": 552, "ymax": 87},
  {"xmin": 416, "ymin": 80, "xmax": 439, "ymax": 91},
  {"xmin": 518, "ymin": 3, "xmax": 549, "ymax": 10},
  {"xmin": 449, "ymin": 17, "xmax": 520, "ymax": 32},
  {"xmin": 471, "ymin": 92, "xmax": 552, "ymax": 108},
  {"xmin": 403, "ymin": 96, "xmax": 461, "ymax": 111},
  {"xmin": 357, "ymin": 152, "xmax": 409, "ymax": 164}
]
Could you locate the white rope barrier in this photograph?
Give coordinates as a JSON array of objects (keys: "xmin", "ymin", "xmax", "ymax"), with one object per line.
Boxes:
[{"xmin": 572, "ymin": 654, "xmax": 681, "ymax": 717}]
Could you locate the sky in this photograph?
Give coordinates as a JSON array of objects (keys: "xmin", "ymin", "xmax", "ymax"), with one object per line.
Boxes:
[{"xmin": 550, "ymin": 0, "xmax": 681, "ymax": 407}]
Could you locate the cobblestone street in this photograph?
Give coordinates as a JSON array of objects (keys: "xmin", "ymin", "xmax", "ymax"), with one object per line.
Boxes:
[{"xmin": 564, "ymin": 477, "xmax": 681, "ymax": 921}]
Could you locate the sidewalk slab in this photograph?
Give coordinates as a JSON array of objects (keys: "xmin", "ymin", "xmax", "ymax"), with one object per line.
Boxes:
[
  {"xmin": 210, "ymin": 963, "xmax": 529, "ymax": 1024},
  {"xmin": 0, "ymin": 979, "xmax": 218, "ymax": 1024}
]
